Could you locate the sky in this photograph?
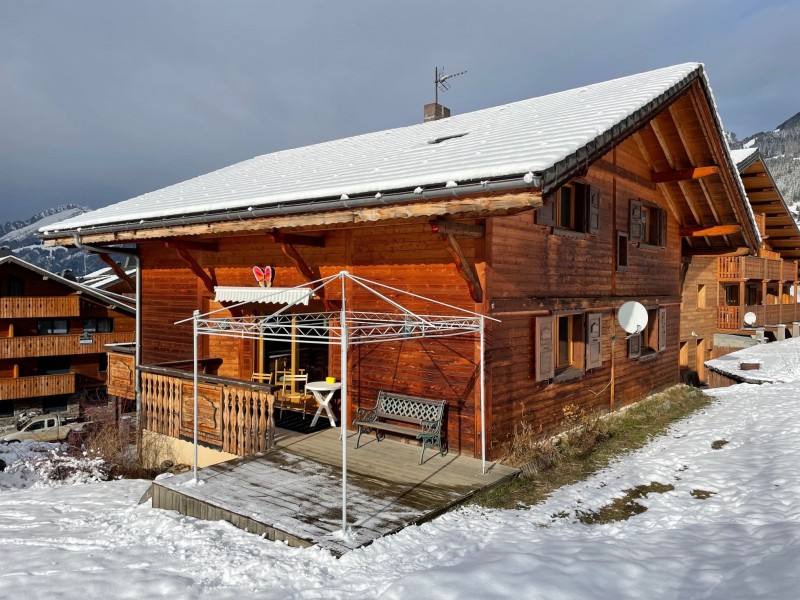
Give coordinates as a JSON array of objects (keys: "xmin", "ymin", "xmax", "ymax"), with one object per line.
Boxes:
[
  {"xmin": 3, "ymin": 338, "xmax": 800, "ymax": 598},
  {"xmin": 1, "ymin": 0, "xmax": 799, "ymax": 222}
]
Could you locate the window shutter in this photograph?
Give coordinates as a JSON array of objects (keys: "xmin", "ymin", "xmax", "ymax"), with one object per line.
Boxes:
[
  {"xmin": 585, "ymin": 313, "xmax": 602, "ymax": 369},
  {"xmin": 629, "ymin": 199, "xmax": 643, "ymax": 242},
  {"xmin": 628, "ymin": 331, "xmax": 641, "ymax": 359},
  {"xmin": 659, "ymin": 307, "xmax": 667, "ymax": 352},
  {"xmin": 658, "ymin": 207, "xmax": 668, "ymax": 247},
  {"xmin": 588, "ymin": 186, "xmax": 601, "ymax": 235},
  {"xmin": 536, "ymin": 194, "xmax": 556, "ymax": 227},
  {"xmin": 535, "ymin": 315, "xmax": 555, "ymax": 381}
]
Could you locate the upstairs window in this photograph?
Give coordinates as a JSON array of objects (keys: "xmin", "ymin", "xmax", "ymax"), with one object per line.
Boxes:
[
  {"xmin": 83, "ymin": 318, "xmax": 114, "ymax": 333},
  {"xmin": 536, "ymin": 182, "xmax": 601, "ymax": 235},
  {"xmin": 37, "ymin": 319, "xmax": 70, "ymax": 335},
  {"xmin": 630, "ymin": 199, "xmax": 667, "ymax": 247},
  {"xmin": 629, "ymin": 307, "xmax": 667, "ymax": 358},
  {"xmin": 7, "ymin": 275, "xmax": 24, "ymax": 297}
]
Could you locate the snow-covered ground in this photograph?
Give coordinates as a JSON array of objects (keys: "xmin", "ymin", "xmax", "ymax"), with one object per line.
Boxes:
[{"xmin": 2, "ymin": 379, "xmax": 800, "ymax": 599}]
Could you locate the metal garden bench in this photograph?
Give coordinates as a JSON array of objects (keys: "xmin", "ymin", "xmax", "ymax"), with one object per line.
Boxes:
[{"xmin": 353, "ymin": 390, "xmax": 447, "ymax": 464}]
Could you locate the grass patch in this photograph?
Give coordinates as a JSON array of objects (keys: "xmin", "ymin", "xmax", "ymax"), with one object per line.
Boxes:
[
  {"xmin": 691, "ymin": 489, "xmax": 715, "ymax": 500},
  {"xmin": 578, "ymin": 482, "xmax": 675, "ymax": 524},
  {"xmin": 711, "ymin": 439, "xmax": 729, "ymax": 450},
  {"xmin": 471, "ymin": 385, "xmax": 712, "ymax": 509}
]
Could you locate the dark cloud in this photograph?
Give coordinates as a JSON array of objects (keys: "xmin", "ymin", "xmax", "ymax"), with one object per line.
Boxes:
[{"xmin": 1, "ymin": 0, "xmax": 798, "ymax": 221}]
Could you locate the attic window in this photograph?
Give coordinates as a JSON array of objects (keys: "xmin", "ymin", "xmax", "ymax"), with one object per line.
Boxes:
[{"xmin": 428, "ymin": 132, "xmax": 469, "ymax": 144}]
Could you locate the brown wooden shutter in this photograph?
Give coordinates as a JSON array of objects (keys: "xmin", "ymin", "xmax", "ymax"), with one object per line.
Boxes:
[
  {"xmin": 630, "ymin": 199, "xmax": 643, "ymax": 242},
  {"xmin": 535, "ymin": 315, "xmax": 555, "ymax": 381},
  {"xmin": 628, "ymin": 331, "xmax": 641, "ymax": 359},
  {"xmin": 588, "ymin": 186, "xmax": 601, "ymax": 235},
  {"xmin": 659, "ymin": 307, "xmax": 667, "ymax": 352},
  {"xmin": 585, "ymin": 312, "xmax": 602, "ymax": 369},
  {"xmin": 536, "ymin": 193, "xmax": 556, "ymax": 227},
  {"xmin": 658, "ymin": 207, "xmax": 668, "ymax": 247}
]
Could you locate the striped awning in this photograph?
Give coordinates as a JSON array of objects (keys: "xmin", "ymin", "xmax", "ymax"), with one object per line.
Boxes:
[{"xmin": 214, "ymin": 286, "xmax": 312, "ymax": 306}]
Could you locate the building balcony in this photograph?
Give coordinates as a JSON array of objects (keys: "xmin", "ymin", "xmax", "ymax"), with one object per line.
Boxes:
[
  {"xmin": 0, "ymin": 373, "xmax": 75, "ymax": 400},
  {"xmin": 717, "ymin": 303, "xmax": 799, "ymax": 330},
  {"xmin": 718, "ymin": 256, "xmax": 791, "ymax": 281},
  {"xmin": 0, "ymin": 296, "xmax": 81, "ymax": 319},
  {"xmin": 0, "ymin": 331, "xmax": 135, "ymax": 360}
]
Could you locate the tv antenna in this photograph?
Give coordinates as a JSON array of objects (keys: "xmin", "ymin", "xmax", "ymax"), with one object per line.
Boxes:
[{"xmin": 435, "ymin": 66, "xmax": 467, "ymax": 105}]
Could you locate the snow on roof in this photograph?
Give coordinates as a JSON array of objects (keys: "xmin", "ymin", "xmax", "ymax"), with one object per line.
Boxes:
[
  {"xmin": 729, "ymin": 147, "xmax": 759, "ymax": 167},
  {"xmin": 42, "ymin": 63, "xmax": 706, "ymax": 235},
  {"xmin": 705, "ymin": 337, "xmax": 800, "ymax": 384}
]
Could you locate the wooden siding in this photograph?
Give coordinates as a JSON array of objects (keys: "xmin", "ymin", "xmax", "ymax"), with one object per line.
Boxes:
[
  {"xmin": 0, "ymin": 331, "xmax": 134, "ymax": 360},
  {"xmin": 0, "ymin": 373, "xmax": 75, "ymax": 400},
  {"xmin": 0, "ymin": 296, "xmax": 80, "ymax": 319},
  {"xmin": 108, "ymin": 351, "xmax": 136, "ymax": 398}
]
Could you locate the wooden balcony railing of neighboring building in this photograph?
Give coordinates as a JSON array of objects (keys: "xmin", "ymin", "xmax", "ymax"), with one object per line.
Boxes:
[
  {"xmin": 0, "ymin": 296, "xmax": 81, "ymax": 319},
  {"xmin": 717, "ymin": 303, "xmax": 798, "ymax": 330},
  {"xmin": 0, "ymin": 331, "xmax": 135, "ymax": 360},
  {"xmin": 719, "ymin": 256, "xmax": 796, "ymax": 282},
  {"xmin": 0, "ymin": 373, "xmax": 75, "ymax": 400},
  {"xmin": 139, "ymin": 365, "xmax": 275, "ymax": 457}
]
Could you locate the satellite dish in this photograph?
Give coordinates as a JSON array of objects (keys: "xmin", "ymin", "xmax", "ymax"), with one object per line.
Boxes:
[
  {"xmin": 743, "ymin": 311, "xmax": 757, "ymax": 327},
  {"xmin": 618, "ymin": 301, "xmax": 649, "ymax": 334}
]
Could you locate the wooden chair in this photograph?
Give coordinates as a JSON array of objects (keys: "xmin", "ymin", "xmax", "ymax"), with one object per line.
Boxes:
[
  {"xmin": 251, "ymin": 372, "xmax": 273, "ymax": 385},
  {"xmin": 277, "ymin": 373, "xmax": 311, "ymax": 418}
]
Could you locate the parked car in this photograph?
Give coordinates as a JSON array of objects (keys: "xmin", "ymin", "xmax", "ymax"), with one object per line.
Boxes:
[{"xmin": 0, "ymin": 414, "xmax": 92, "ymax": 443}]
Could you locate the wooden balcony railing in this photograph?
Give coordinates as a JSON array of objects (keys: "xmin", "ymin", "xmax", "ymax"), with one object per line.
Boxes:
[
  {"xmin": 766, "ymin": 259, "xmax": 782, "ymax": 281},
  {"xmin": 717, "ymin": 303, "xmax": 798, "ymax": 330},
  {"xmin": 719, "ymin": 256, "xmax": 796, "ymax": 281},
  {"xmin": 0, "ymin": 296, "xmax": 81, "ymax": 319},
  {"xmin": 783, "ymin": 260, "xmax": 799, "ymax": 282},
  {"xmin": 140, "ymin": 366, "xmax": 275, "ymax": 457},
  {"xmin": 0, "ymin": 373, "xmax": 75, "ymax": 400},
  {"xmin": 0, "ymin": 331, "xmax": 135, "ymax": 360}
]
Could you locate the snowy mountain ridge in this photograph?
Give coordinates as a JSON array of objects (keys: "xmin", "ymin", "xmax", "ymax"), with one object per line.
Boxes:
[
  {"xmin": 728, "ymin": 111, "xmax": 800, "ymax": 223},
  {"xmin": 0, "ymin": 205, "xmax": 102, "ymax": 275}
]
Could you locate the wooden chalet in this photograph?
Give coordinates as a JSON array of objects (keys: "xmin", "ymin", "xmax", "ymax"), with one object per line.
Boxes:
[
  {"xmin": 680, "ymin": 147, "xmax": 800, "ymax": 383},
  {"xmin": 0, "ymin": 253, "xmax": 135, "ymax": 429},
  {"xmin": 40, "ymin": 63, "xmax": 758, "ymax": 464}
]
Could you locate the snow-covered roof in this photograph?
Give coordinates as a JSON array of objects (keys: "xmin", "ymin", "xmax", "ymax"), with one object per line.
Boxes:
[
  {"xmin": 729, "ymin": 147, "xmax": 759, "ymax": 167},
  {"xmin": 0, "ymin": 254, "xmax": 135, "ymax": 315},
  {"xmin": 705, "ymin": 337, "xmax": 800, "ymax": 384},
  {"xmin": 42, "ymin": 63, "xmax": 712, "ymax": 236}
]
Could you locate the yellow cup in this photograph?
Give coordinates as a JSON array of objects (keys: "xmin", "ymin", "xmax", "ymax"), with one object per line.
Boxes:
[{"xmin": 325, "ymin": 376, "xmax": 336, "ymax": 384}]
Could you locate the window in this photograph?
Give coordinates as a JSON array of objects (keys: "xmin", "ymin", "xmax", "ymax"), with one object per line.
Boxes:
[
  {"xmin": 630, "ymin": 199, "xmax": 667, "ymax": 247},
  {"xmin": 83, "ymin": 318, "xmax": 114, "ymax": 333},
  {"xmin": 37, "ymin": 356, "xmax": 71, "ymax": 375},
  {"xmin": 535, "ymin": 312, "xmax": 602, "ymax": 381},
  {"xmin": 616, "ymin": 232, "xmax": 629, "ymax": 271},
  {"xmin": 0, "ymin": 400, "xmax": 13, "ymax": 418},
  {"xmin": 7, "ymin": 275, "xmax": 24, "ymax": 297},
  {"xmin": 629, "ymin": 307, "xmax": 667, "ymax": 358},
  {"xmin": 723, "ymin": 284, "xmax": 739, "ymax": 306},
  {"xmin": 745, "ymin": 284, "xmax": 761, "ymax": 306},
  {"xmin": 37, "ymin": 319, "xmax": 70, "ymax": 335},
  {"xmin": 697, "ymin": 284, "xmax": 707, "ymax": 309},
  {"xmin": 536, "ymin": 182, "xmax": 600, "ymax": 235}
]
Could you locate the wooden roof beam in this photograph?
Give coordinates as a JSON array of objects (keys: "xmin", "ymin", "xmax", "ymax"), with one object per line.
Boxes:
[
  {"xmin": 632, "ymin": 131, "xmax": 682, "ymax": 225},
  {"xmin": 680, "ymin": 224, "xmax": 741, "ymax": 237},
  {"xmin": 173, "ymin": 247, "xmax": 216, "ymax": 296},
  {"xmin": 429, "ymin": 219, "xmax": 485, "ymax": 238},
  {"xmin": 266, "ymin": 230, "xmax": 325, "ymax": 247},
  {"xmin": 439, "ymin": 233, "xmax": 483, "ymax": 303},
  {"xmin": 266, "ymin": 233, "xmax": 329, "ymax": 309},
  {"xmin": 164, "ymin": 240, "xmax": 219, "ymax": 252},
  {"xmin": 98, "ymin": 254, "xmax": 135, "ymax": 292},
  {"xmin": 684, "ymin": 247, "xmax": 750, "ymax": 257},
  {"xmin": 650, "ymin": 166, "xmax": 718, "ymax": 183}
]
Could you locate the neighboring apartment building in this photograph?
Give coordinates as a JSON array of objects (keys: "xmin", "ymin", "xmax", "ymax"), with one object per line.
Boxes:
[
  {"xmin": 680, "ymin": 148, "xmax": 800, "ymax": 383},
  {"xmin": 0, "ymin": 253, "xmax": 136, "ymax": 429}
]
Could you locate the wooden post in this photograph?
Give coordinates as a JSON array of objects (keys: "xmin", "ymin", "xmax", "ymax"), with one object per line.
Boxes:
[{"xmin": 290, "ymin": 316, "xmax": 297, "ymax": 394}]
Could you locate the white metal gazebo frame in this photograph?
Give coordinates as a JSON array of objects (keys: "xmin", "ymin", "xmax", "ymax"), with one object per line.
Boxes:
[{"xmin": 177, "ymin": 270, "xmax": 498, "ymax": 535}]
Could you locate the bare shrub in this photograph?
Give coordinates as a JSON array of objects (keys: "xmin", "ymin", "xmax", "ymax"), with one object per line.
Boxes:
[{"xmin": 80, "ymin": 422, "xmax": 178, "ymax": 479}]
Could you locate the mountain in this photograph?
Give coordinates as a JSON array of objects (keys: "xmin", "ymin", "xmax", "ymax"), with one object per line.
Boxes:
[
  {"xmin": 729, "ymin": 111, "xmax": 800, "ymax": 221},
  {"xmin": 0, "ymin": 205, "xmax": 103, "ymax": 276}
]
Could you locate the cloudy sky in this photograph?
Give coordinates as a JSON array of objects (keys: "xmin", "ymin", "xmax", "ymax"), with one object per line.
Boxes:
[{"xmin": 1, "ymin": 0, "xmax": 798, "ymax": 222}]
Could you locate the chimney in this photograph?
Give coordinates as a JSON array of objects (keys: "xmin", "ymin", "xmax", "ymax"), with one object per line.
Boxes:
[{"xmin": 424, "ymin": 103, "xmax": 450, "ymax": 122}]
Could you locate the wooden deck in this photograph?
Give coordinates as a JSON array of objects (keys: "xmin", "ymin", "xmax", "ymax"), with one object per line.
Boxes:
[{"xmin": 151, "ymin": 427, "xmax": 518, "ymax": 555}]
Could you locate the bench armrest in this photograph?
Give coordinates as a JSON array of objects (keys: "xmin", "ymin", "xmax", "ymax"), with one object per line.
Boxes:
[
  {"xmin": 420, "ymin": 419, "xmax": 441, "ymax": 435},
  {"xmin": 354, "ymin": 407, "xmax": 377, "ymax": 424}
]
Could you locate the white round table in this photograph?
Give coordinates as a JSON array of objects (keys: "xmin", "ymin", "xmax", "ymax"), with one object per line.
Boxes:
[{"xmin": 305, "ymin": 381, "xmax": 342, "ymax": 427}]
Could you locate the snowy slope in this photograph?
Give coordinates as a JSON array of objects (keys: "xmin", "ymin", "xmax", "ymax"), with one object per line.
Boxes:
[
  {"xmin": 0, "ymin": 205, "xmax": 102, "ymax": 274},
  {"xmin": 3, "ymin": 375, "xmax": 800, "ymax": 598}
]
